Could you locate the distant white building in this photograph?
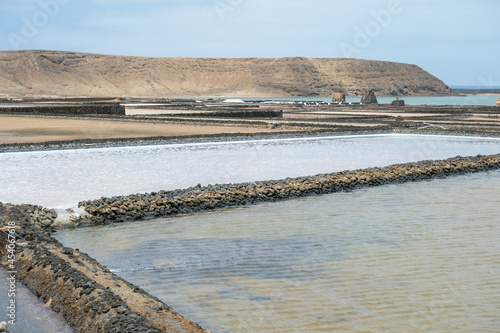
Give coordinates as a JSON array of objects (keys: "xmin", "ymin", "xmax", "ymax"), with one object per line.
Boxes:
[
  {"xmin": 497, "ymin": 98, "xmax": 500, "ymax": 107},
  {"xmin": 222, "ymin": 99, "xmax": 246, "ymax": 104}
]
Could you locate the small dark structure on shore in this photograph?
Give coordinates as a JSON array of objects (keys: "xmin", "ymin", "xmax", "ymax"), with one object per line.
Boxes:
[
  {"xmin": 331, "ymin": 92, "xmax": 346, "ymax": 103},
  {"xmin": 391, "ymin": 96, "xmax": 406, "ymax": 107},
  {"xmin": 361, "ymin": 90, "xmax": 378, "ymax": 104}
]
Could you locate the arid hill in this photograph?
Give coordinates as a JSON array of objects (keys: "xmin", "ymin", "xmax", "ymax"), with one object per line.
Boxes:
[{"xmin": 0, "ymin": 50, "xmax": 451, "ymax": 98}]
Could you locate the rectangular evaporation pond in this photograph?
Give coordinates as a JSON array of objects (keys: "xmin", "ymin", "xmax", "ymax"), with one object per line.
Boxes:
[
  {"xmin": 0, "ymin": 134, "xmax": 499, "ymax": 208},
  {"xmin": 54, "ymin": 171, "xmax": 500, "ymax": 333}
]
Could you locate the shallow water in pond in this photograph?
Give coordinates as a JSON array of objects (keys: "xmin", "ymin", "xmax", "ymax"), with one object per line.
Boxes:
[
  {"xmin": 1, "ymin": 134, "xmax": 500, "ymax": 208},
  {"xmin": 56, "ymin": 171, "xmax": 500, "ymax": 333}
]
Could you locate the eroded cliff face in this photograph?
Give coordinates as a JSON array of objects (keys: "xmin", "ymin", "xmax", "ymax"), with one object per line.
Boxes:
[{"xmin": 0, "ymin": 50, "xmax": 451, "ymax": 98}]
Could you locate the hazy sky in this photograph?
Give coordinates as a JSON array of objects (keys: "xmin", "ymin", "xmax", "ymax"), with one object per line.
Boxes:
[{"xmin": 1, "ymin": 0, "xmax": 499, "ymax": 87}]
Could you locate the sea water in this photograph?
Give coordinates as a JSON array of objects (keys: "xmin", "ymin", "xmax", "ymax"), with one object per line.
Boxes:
[
  {"xmin": 234, "ymin": 95, "xmax": 499, "ymax": 106},
  {"xmin": 55, "ymin": 170, "xmax": 500, "ymax": 333},
  {"xmin": 1, "ymin": 134, "xmax": 500, "ymax": 208},
  {"xmin": 0, "ymin": 96, "xmax": 498, "ymax": 107}
]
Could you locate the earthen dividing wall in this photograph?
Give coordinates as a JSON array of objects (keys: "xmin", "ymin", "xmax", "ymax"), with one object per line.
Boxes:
[{"xmin": 0, "ymin": 104, "xmax": 125, "ymax": 115}]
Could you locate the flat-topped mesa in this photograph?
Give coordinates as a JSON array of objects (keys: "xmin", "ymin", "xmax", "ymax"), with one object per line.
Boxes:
[{"xmin": 0, "ymin": 50, "xmax": 452, "ymax": 98}]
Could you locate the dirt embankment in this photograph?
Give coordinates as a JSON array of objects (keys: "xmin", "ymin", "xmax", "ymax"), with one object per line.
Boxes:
[
  {"xmin": 0, "ymin": 204, "xmax": 209, "ymax": 333},
  {"xmin": 0, "ymin": 50, "xmax": 451, "ymax": 98}
]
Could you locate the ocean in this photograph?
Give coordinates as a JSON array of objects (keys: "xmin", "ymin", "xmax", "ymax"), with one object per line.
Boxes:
[{"xmin": 233, "ymin": 95, "xmax": 499, "ymax": 106}]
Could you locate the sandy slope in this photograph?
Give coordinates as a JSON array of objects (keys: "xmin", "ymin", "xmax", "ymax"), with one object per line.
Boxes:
[{"xmin": 0, "ymin": 50, "xmax": 451, "ymax": 98}]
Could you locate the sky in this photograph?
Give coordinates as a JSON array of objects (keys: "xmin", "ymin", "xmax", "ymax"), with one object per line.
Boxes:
[{"xmin": 0, "ymin": 0, "xmax": 499, "ymax": 87}]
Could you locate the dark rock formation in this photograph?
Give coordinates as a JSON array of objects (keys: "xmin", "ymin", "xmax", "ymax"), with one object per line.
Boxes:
[
  {"xmin": 391, "ymin": 96, "xmax": 405, "ymax": 107},
  {"xmin": 361, "ymin": 90, "xmax": 378, "ymax": 104}
]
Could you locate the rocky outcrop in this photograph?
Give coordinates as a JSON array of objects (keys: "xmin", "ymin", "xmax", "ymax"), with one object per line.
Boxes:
[
  {"xmin": 0, "ymin": 50, "xmax": 451, "ymax": 98},
  {"xmin": 391, "ymin": 97, "xmax": 405, "ymax": 107},
  {"xmin": 361, "ymin": 90, "xmax": 378, "ymax": 104}
]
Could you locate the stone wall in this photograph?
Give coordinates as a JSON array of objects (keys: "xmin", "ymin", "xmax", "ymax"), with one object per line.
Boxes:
[
  {"xmin": 177, "ymin": 110, "xmax": 284, "ymax": 119},
  {"xmin": 0, "ymin": 203, "xmax": 208, "ymax": 333},
  {"xmin": 0, "ymin": 103, "xmax": 125, "ymax": 115},
  {"xmin": 77, "ymin": 154, "xmax": 500, "ymax": 225}
]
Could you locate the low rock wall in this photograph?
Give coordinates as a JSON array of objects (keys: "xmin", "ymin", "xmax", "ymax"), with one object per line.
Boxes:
[
  {"xmin": 0, "ymin": 104, "xmax": 125, "ymax": 115},
  {"xmin": 168, "ymin": 109, "xmax": 284, "ymax": 119},
  {"xmin": 0, "ymin": 203, "xmax": 209, "ymax": 333},
  {"xmin": 15, "ymin": 245, "xmax": 164, "ymax": 333},
  {"xmin": 78, "ymin": 154, "xmax": 500, "ymax": 225}
]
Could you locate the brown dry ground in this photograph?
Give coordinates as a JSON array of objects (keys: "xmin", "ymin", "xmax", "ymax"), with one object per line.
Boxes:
[
  {"xmin": 0, "ymin": 115, "xmax": 276, "ymax": 144},
  {"xmin": 2, "ymin": 104, "xmax": 500, "ymax": 145}
]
